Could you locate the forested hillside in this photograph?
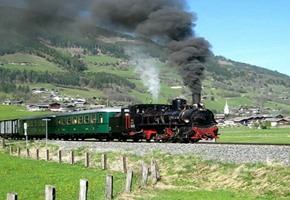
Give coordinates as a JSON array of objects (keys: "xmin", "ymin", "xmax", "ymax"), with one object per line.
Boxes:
[
  {"xmin": 1, "ymin": 5, "xmax": 290, "ymax": 114},
  {"xmin": 1, "ymin": 38, "xmax": 290, "ymax": 115}
]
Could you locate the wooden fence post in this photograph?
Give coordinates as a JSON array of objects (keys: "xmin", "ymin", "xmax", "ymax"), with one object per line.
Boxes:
[
  {"xmin": 105, "ymin": 175, "xmax": 113, "ymax": 200},
  {"xmin": 46, "ymin": 149, "xmax": 49, "ymax": 161},
  {"xmin": 79, "ymin": 179, "xmax": 88, "ymax": 200},
  {"xmin": 7, "ymin": 192, "xmax": 18, "ymax": 200},
  {"xmin": 2, "ymin": 137, "xmax": 5, "ymax": 149},
  {"xmin": 71, "ymin": 150, "xmax": 74, "ymax": 165},
  {"xmin": 125, "ymin": 170, "xmax": 133, "ymax": 192},
  {"xmin": 120, "ymin": 155, "xmax": 127, "ymax": 173},
  {"xmin": 36, "ymin": 149, "xmax": 39, "ymax": 160},
  {"xmin": 85, "ymin": 152, "xmax": 89, "ymax": 167},
  {"xmin": 17, "ymin": 147, "xmax": 20, "ymax": 157},
  {"xmin": 45, "ymin": 185, "xmax": 56, "ymax": 200},
  {"xmin": 26, "ymin": 148, "xmax": 30, "ymax": 158},
  {"xmin": 141, "ymin": 164, "xmax": 149, "ymax": 187},
  {"xmin": 58, "ymin": 150, "xmax": 62, "ymax": 163},
  {"xmin": 101, "ymin": 154, "xmax": 107, "ymax": 170},
  {"xmin": 9, "ymin": 146, "xmax": 13, "ymax": 155},
  {"xmin": 151, "ymin": 159, "xmax": 159, "ymax": 184}
]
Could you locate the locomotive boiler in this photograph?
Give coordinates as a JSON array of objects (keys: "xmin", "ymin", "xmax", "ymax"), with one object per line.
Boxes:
[{"xmin": 110, "ymin": 93, "xmax": 219, "ymax": 142}]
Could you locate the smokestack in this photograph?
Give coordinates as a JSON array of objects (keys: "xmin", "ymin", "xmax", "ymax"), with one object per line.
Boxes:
[{"xmin": 192, "ymin": 92, "xmax": 201, "ymax": 105}]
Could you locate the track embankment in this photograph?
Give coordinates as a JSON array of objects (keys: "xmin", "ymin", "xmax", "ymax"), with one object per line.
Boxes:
[{"xmin": 39, "ymin": 140, "xmax": 290, "ymax": 166}]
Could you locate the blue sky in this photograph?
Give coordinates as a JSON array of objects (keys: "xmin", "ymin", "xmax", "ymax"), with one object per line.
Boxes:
[{"xmin": 187, "ymin": 0, "xmax": 290, "ymax": 76}]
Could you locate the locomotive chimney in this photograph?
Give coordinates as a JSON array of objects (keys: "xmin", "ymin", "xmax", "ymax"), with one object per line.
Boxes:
[{"xmin": 192, "ymin": 92, "xmax": 201, "ymax": 105}]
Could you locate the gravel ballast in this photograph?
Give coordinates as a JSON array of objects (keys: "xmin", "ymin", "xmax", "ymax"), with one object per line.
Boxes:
[{"xmin": 43, "ymin": 140, "xmax": 290, "ymax": 166}]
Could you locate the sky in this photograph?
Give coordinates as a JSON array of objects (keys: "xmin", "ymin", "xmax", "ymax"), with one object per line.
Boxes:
[{"xmin": 187, "ymin": 0, "xmax": 290, "ymax": 76}]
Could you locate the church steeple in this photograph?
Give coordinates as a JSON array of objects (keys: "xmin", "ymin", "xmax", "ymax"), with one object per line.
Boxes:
[{"xmin": 224, "ymin": 99, "xmax": 229, "ymax": 115}]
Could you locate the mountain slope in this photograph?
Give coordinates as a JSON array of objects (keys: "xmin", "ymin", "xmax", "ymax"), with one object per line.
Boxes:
[{"xmin": 0, "ymin": 22, "xmax": 290, "ymax": 114}]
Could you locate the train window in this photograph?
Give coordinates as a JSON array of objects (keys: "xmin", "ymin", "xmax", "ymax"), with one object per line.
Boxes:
[
  {"xmin": 99, "ymin": 114, "xmax": 103, "ymax": 123},
  {"xmin": 84, "ymin": 115, "xmax": 89, "ymax": 124},
  {"xmin": 67, "ymin": 117, "xmax": 72, "ymax": 124},
  {"xmin": 57, "ymin": 119, "xmax": 61, "ymax": 125},
  {"xmin": 78, "ymin": 116, "xmax": 83, "ymax": 124},
  {"xmin": 62, "ymin": 118, "xmax": 66, "ymax": 125},
  {"xmin": 91, "ymin": 115, "xmax": 96, "ymax": 123},
  {"xmin": 73, "ymin": 117, "xmax": 77, "ymax": 124}
]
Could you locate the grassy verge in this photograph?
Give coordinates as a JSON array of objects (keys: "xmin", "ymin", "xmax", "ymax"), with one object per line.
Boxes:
[
  {"xmin": 0, "ymin": 148, "xmax": 132, "ymax": 199},
  {"xmin": 1, "ymin": 143, "xmax": 289, "ymax": 200}
]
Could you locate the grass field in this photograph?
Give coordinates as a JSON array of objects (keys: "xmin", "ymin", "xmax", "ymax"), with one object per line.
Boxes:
[
  {"xmin": 0, "ymin": 104, "xmax": 52, "ymax": 120},
  {"xmin": 218, "ymin": 126, "xmax": 290, "ymax": 144},
  {"xmin": 0, "ymin": 146, "xmax": 289, "ymax": 200},
  {"xmin": 0, "ymin": 153, "xmax": 128, "ymax": 199},
  {"xmin": 0, "ymin": 53, "xmax": 63, "ymax": 72}
]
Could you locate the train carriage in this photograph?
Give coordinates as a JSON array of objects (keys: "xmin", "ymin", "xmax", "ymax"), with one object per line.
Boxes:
[
  {"xmin": 0, "ymin": 119, "xmax": 19, "ymax": 138},
  {"xmin": 18, "ymin": 114, "xmax": 56, "ymax": 139},
  {"xmin": 53, "ymin": 107, "xmax": 121, "ymax": 140}
]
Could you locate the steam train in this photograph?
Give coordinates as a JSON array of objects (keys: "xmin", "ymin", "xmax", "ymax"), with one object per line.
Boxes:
[{"xmin": 0, "ymin": 95, "xmax": 218, "ymax": 143}]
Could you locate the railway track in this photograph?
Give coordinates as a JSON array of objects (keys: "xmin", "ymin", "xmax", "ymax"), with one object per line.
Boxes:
[
  {"xmin": 2, "ymin": 137, "xmax": 290, "ymax": 147},
  {"xmin": 2, "ymin": 138, "xmax": 290, "ymax": 165}
]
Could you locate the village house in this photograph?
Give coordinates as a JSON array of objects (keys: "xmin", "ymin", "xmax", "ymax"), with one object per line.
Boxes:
[{"xmin": 27, "ymin": 104, "xmax": 49, "ymax": 111}]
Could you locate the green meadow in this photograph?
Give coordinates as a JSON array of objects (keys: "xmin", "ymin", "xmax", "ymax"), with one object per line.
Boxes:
[
  {"xmin": 218, "ymin": 126, "xmax": 290, "ymax": 144},
  {"xmin": 0, "ymin": 144, "xmax": 289, "ymax": 200},
  {"xmin": 0, "ymin": 153, "xmax": 127, "ymax": 200}
]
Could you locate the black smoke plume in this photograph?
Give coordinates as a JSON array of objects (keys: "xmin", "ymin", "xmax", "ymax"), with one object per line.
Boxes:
[
  {"xmin": 0, "ymin": 0, "xmax": 84, "ymax": 42},
  {"xmin": 89, "ymin": 0, "xmax": 212, "ymax": 95},
  {"xmin": 0, "ymin": 0, "xmax": 211, "ymax": 97}
]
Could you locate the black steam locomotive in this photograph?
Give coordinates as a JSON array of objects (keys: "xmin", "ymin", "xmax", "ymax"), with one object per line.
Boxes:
[{"xmin": 110, "ymin": 94, "xmax": 218, "ymax": 143}]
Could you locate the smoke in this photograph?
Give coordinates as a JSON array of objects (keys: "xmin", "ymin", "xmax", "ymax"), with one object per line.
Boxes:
[
  {"xmin": 0, "ymin": 0, "xmax": 85, "ymax": 40},
  {"xmin": 135, "ymin": 58, "xmax": 160, "ymax": 102},
  {"xmin": 0, "ymin": 0, "xmax": 211, "ymax": 99},
  {"xmin": 89, "ymin": 0, "xmax": 211, "ymax": 95},
  {"xmin": 127, "ymin": 47, "xmax": 160, "ymax": 102}
]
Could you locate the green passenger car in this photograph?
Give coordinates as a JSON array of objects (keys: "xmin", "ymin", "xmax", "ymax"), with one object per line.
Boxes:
[
  {"xmin": 18, "ymin": 114, "xmax": 56, "ymax": 139},
  {"xmin": 53, "ymin": 107, "xmax": 121, "ymax": 140}
]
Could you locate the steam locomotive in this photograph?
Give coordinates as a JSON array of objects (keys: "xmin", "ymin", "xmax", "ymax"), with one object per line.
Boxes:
[
  {"xmin": 111, "ymin": 93, "xmax": 218, "ymax": 142},
  {"xmin": 0, "ymin": 95, "xmax": 218, "ymax": 143}
]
